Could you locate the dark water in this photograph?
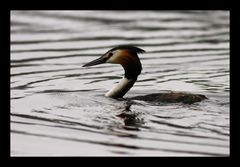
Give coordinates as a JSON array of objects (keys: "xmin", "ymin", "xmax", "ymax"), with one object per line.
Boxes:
[{"xmin": 10, "ymin": 10, "xmax": 229, "ymax": 156}]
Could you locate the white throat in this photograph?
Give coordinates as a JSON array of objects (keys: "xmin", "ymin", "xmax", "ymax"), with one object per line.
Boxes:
[{"xmin": 105, "ymin": 77, "xmax": 137, "ymax": 98}]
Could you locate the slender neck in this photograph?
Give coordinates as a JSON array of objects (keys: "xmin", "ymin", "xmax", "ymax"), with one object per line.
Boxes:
[
  {"xmin": 105, "ymin": 77, "xmax": 137, "ymax": 98},
  {"xmin": 123, "ymin": 52, "xmax": 142, "ymax": 79},
  {"xmin": 105, "ymin": 54, "xmax": 142, "ymax": 98}
]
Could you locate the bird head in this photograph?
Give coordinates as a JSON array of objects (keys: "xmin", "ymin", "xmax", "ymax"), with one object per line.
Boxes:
[{"xmin": 82, "ymin": 45, "xmax": 145, "ymax": 79}]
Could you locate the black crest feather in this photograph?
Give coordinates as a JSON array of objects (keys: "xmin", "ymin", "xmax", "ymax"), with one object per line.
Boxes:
[{"xmin": 109, "ymin": 45, "xmax": 145, "ymax": 53}]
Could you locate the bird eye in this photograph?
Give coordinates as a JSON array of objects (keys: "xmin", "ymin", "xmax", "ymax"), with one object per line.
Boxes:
[{"xmin": 108, "ymin": 52, "xmax": 113, "ymax": 57}]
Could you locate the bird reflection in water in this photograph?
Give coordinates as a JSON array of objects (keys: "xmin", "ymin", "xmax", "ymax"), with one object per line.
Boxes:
[{"xmin": 116, "ymin": 101, "xmax": 144, "ymax": 131}]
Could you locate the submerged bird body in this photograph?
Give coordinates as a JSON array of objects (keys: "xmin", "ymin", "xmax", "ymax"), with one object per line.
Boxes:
[
  {"xmin": 131, "ymin": 92, "xmax": 206, "ymax": 104},
  {"xmin": 82, "ymin": 45, "xmax": 206, "ymax": 104}
]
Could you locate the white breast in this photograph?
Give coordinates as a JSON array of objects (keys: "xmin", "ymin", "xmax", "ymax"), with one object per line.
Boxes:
[{"xmin": 105, "ymin": 77, "xmax": 133, "ymax": 97}]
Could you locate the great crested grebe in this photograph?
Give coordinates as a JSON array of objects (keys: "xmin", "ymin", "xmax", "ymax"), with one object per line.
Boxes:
[{"xmin": 82, "ymin": 45, "xmax": 206, "ymax": 104}]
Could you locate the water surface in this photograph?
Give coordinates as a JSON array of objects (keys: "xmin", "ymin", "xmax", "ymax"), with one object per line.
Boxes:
[{"xmin": 11, "ymin": 10, "xmax": 229, "ymax": 156}]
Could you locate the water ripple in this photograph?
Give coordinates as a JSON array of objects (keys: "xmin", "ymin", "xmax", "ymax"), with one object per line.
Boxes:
[{"xmin": 11, "ymin": 10, "xmax": 229, "ymax": 156}]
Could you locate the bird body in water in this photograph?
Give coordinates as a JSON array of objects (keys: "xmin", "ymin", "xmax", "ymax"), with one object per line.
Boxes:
[{"xmin": 82, "ymin": 45, "xmax": 206, "ymax": 104}]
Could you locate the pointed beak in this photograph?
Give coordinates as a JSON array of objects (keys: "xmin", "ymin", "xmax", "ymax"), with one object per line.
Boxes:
[{"xmin": 82, "ymin": 55, "xmax": 107, "ymax": 67}]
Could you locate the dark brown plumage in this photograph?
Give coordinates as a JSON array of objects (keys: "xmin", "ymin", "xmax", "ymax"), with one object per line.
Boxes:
[{"xmin": 131, "ymin": 92, "xmax": 207, "ymax": 104}]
